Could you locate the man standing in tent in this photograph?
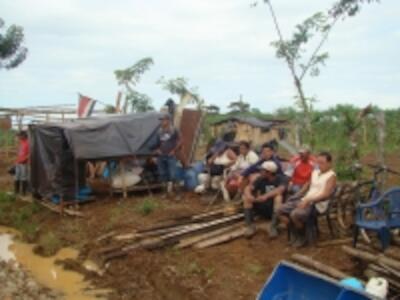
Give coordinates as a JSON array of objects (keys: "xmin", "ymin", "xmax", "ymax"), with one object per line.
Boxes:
[
  {"xmin": 14, "ymin": 131, "xmax": 30, "ymax": 196},
  {"xmin": 155, "ymin": 114, "xmax": 181, "ymax": 197}
]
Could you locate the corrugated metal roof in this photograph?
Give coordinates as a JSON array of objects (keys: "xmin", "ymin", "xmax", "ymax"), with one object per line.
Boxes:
[{"xmin": 212, "ymin": 116, "xmax": 285, "ymax": 129}]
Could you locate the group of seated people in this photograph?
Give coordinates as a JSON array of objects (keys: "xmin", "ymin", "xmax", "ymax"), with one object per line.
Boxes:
[{"xmin": 196, "ymin": 140, "xmax": 336, "ymax": 248}]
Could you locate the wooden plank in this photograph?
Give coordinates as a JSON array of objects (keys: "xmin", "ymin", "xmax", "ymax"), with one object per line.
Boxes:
[
  {"xmin": 317, "ymin": 238, "xmax": 352, "ymax": 248},
  {"xmin": 291, "ymin": 254, "xmax": 349, "ymax": 279},
  {"xmin": 342, "ymin": 245, "xmax": 400, "ymax": 271},
  {"xmin": 193, "ymin": 227, "xmax": 246, "ymax": 249},
  {"xmin": 37, "ymin": 200, "xmax": 84, "ymax": 217},
  {"xmin": 176, "ymin": 222, "xmax": 243, "ymax": 249}
]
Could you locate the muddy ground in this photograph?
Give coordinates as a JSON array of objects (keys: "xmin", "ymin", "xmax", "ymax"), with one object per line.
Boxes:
[{"xmin": 1, "ymin": 151, "xmax": 400, "ymax": 300}]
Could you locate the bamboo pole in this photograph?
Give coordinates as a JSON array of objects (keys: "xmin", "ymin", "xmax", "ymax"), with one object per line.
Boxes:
[{"xmin": 291, "ymin": 254, "xmax": 349, "ymax": 279}]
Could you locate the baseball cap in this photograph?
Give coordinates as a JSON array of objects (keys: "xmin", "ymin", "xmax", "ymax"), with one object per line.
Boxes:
[{"xmin": 261, "ymin": 161, "xmax": 278, "ymax": 173}]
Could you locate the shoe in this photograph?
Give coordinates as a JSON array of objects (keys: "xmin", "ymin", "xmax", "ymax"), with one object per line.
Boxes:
[
  {"xmin": 292, "ymin": 231, "xmax": 307, "ymax": 248},
  {"xmin": 268, "ymin": 214, "xmax": 279, "ymax": 239},
  {"xmin": 288, "ymin": 228, "xmax": 298, "ymax": 246},
  {"xmin": 244, "ymin": 225, "xmax": 256, "ymax": 239}
]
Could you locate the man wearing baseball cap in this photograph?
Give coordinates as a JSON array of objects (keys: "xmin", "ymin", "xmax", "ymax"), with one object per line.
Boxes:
[
  {"xmin": 242, "ymin": 160, "xmax": 288, "ymax": 238},
  {"xmin": 154, "ymin": 114, "xmax": 181, "ymax": 197}
]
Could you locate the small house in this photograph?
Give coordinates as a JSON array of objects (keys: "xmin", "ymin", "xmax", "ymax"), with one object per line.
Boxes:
[{"xmin": 210, "ymin": 116, "xmax": 294, "ymax": 147}]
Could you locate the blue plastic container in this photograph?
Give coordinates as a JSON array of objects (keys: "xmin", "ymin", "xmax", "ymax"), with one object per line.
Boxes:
[{"xmin": 257, "ymin": 261, "xmax": 373, "ymax": 300}]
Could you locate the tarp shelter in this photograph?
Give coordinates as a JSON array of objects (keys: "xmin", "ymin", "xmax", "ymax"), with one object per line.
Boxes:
[{"xmin": 29, "ymin": 112, "xmax": 165, "ymax": 200}]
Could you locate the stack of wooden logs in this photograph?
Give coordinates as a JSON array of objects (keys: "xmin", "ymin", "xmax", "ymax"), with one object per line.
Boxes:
[
  {"xmin": 95, "ymin": 205, "xmax": 246, "ymax": 263},
  {"xmin": 342, "ymin": 244, "xmax": 400, "ymax": 295},
  {"xmin": 289, "ymin": 242, "xmax": 400, "ymax": 297}
]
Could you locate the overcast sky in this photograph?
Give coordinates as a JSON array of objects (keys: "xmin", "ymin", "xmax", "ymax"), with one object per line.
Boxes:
[{"xmin": 1, "ymin": 0, "xmax": 399, "ymax": 113}]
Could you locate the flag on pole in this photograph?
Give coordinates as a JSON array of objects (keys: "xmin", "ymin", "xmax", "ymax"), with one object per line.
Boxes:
[{"xmin": 77, "ymin": 94, "xmax": 96, "ymax": 118}]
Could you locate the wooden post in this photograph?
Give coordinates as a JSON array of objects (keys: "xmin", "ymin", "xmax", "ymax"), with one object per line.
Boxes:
[
  {"xmin": 5, "ymin": 129, "xmax": 9, "ymax": 160},
  {"xmin": 74, "ymin": 159, "xmax": 80, "ymax": 207},
  {"xmin": 376, "ymin": 111, "xmax": 386, "ymax": 188},
  {"xmin": 115, "ymin": 91, "xmax": 122, "ymax": 113}
]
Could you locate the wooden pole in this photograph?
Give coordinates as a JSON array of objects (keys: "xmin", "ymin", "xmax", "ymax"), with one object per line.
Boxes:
[
  {"xmin": 376, "ymin": 111, "xmax": 387, "ymax": 188},
  {"xmin": 291, "ymin": 254, "xmax": 349, "ymax": 279},
  {"xmin": 193, "ymin": 227, "xmax": 247, "ymax": 249},
  {"xmin": 342, "ymin": 245, "xmax": 400, "ymax": 270},
  {"xmin": 317, "ymin": 238, "xmax": 352, "ymax": 248},
  {"xmin": 176, "ymin": 222, "xmax": 243, "ymax": 249},
  {"xmin": 104, "ymin": 213, "xmax": 244, "ymax": 259}
]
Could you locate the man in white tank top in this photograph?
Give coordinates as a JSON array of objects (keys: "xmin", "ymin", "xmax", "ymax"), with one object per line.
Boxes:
[{"xmin": 278, "ymin": 152, "xmax": 336, "ymax": 247}]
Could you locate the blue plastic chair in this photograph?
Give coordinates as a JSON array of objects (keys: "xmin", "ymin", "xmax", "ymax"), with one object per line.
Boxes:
[{"xmin": 353, "ymin": 187, "xmax": 400, "ymax": 250}]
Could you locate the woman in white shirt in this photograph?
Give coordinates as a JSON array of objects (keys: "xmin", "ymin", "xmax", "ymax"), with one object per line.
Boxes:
[{"xmin": 222, "ymin": 141, "xmax": 259, "ymax": 201}]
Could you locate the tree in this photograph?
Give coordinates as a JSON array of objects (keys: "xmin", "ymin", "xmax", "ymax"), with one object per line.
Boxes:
[
  {"xmin": 204, "ymin": 104, "xmax": 220, "ymax": 115},
  {"xmin": 157, "ymin": 76, "xmax": 204, "ymax": 109},
  {"xmin": 104, "ymin": 105, "xmax": 117, "ymax": 114},
  {"xmin": 228, "ymin": 97, "xmax": 250, "ymax": 114},
  {"xmin": 126, "ymin": 91, "xmax": 154, "ymax": 112},
  {"xmin": 114, "ymin": 57, "xmax": 154, "ymax": 113},
  {"xmin": 0, "ymin": 18, "xmax": 28, "ymax": 70},
  {"xmin": 255, "ymin": 0, "xmax": 379, "ymax": 146},
  {"xmin": 330, "ymin": 0, "xmax": 381, "ymax": 18}
]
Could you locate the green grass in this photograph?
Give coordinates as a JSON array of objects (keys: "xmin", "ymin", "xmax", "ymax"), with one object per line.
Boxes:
[
  {"xmin": 135, "ymin": 197, "xmax": 161, "ymax": 216},
  {"xmin": 246, "ymin": 263, "xmax": 264, "ymax": 276},
  {"xmin": 0, "ymin": 191, "xmax": 41, "ymax": 241}
]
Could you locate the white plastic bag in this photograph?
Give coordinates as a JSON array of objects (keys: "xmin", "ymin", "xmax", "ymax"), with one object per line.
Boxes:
[{"xmin": 365, "ymin": 277, "xmax": 388, "ymax": 299}]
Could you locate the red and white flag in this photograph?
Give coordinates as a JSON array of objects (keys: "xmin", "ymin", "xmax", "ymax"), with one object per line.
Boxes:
[{"xmin": 77, "ymin": 94, "xmax": 96, "ymax": 118}]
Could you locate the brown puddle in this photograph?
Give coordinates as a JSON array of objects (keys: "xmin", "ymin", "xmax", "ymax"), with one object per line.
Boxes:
[{"xmin": 0, "ymin": 226, "xmax": 110, "ymax": 300}]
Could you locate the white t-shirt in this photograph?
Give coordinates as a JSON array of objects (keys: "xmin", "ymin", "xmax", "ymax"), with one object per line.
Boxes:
[
  {"xmin": 303, "ymin": 169, "xmax": 336, "ymax": 213},
  {"xmin": 231, "ymin": 150, "xmax": 259, "ymax": 171}
]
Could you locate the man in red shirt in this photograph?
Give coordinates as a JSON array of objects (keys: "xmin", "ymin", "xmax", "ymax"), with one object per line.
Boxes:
[
  {"xmin": 287, "ymin": 146, "xmax": 316, "ymax": 194},
  {"xmin": 15, "ymin": 131, "xmax": 30, "ymax": 196}
]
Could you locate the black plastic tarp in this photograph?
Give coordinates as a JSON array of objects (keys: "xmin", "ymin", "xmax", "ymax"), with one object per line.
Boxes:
[{"xmin": 30, "ymin": 112, "xmax": 164, "ymax": 199}]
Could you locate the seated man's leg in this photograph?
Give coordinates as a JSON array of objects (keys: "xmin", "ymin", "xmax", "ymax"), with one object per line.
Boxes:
[
  {"xmin": 166, "ymin": 156, "xmax": 177, "ymax": 194},
  {"xmin": 242, "ymin": 184, "xmax": 256, "ymax": 237},
  {"xmin": 290, "ymin": 205, "xmax": 313, "ymax": 247},
  {"xmin": 277, "ymin": 198, "xmax": 301, "ymax": 244},
  {"xmin": 269, "ymin": 194, "xmax": 284, "ymax": 239},
  {"xmin": 195, "ymin": 173, "xmax": 210, "ymax": 193},
  {"xmin": 157, "ymin": 156, "xmax": 168, "ymax": 194}
]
